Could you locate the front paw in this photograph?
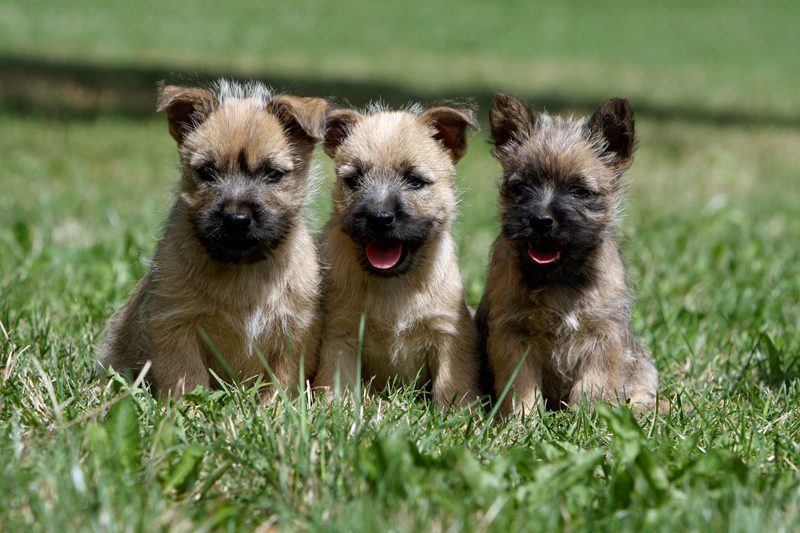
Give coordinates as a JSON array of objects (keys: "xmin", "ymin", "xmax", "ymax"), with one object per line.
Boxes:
[
  {"xmin": 568, "ymin": 378, "xmax": 619, "ymax": 408},
  {"xmin": 434, "ymin": 388, "xmax": 481, "ymax": 411},
  {"xmin": 500, "ymin": 387, "xmax": 543, "ymax": 417}
]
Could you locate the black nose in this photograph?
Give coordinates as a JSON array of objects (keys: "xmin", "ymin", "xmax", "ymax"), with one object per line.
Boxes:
[
  {"xmin": 366, "ymin": 210, "xmax": 395, "ymax": 229},
  {"xmin": 530, "ymin": 214, "xmax": 554, "ymax": 230},
  {"xmin": 222, "ymin": 207, "xmax": 252, "ymax": 233}
]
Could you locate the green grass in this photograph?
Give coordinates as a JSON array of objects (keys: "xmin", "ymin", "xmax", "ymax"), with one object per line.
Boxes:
[{"xmin": 2, "ymin": 0, "xmax": 800, "ymax": 530}]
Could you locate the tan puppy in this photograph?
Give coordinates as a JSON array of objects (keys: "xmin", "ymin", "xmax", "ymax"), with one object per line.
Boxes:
[
  {"xmin": 477, "ymin": 93, "xmax": 659, "ymax": 414},
  {"xmin": 98, "ymin": 80, "xmax": 327, "ymax": 399},
  {"xmin": 312, "ymin": 103, "xmax": 481, "ymax": 408}
]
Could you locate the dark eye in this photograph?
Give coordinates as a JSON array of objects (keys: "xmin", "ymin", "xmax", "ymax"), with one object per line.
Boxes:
[
  {"xmin": 262, "ymin": 168, "xmax": 286, "ymax": 184},
  {"xmin": 505, "ymin": 180, "xmax": 526, "ymax": 196},
  {"xmin": 406, "ymin": 175, "xmax": 428, "ymax": 190},
  {"xmin": 195, "ymin": 165, "xmax": 217, "ymax": 182},
  {"xmin": 343, "ymin": 173, "xmax": 361, "ymax": 190},
  {"xmin": 572, "ymin": 186, "xmax": 594, "ymax": 199}
]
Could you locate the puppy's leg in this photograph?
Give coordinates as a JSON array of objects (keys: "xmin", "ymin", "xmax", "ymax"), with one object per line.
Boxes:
[
  {"xmin": 258, "ymin": 346, "xmax": 300, "ymax": 400},
  {"xmin": 568, "ymin": 336, "xmax": 624, "ymax": 407},
  {"xmin": 623, "ymin": 347, "xmax": 660, "ymax": 411},
  {"xmin": 312, "ymin": 332, "xmax": 359, "ymax": 398},
  {"xmin": 488, "ymin": 330, "xmax": 543, "ymax": 416},
  {"xmin": 260, "ymin": 336, "xmax": 317, "ymax": 399},
  {"xmin": 150, "ymin": 324, "xmax": 209, "ymax": 399},
  {"xmin": 97, "ymin": 276, "xmax": 150, "ymax": 380},
  {"xmin": 301, "ymin": 327, "xmax": 321, "ymax": 385},
  {"xmin": 429, "ymin": 322, "xmax": 480, "ymax": 408}
]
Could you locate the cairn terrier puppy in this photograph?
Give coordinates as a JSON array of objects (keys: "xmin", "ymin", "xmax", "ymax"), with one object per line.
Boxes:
[
  {"xmin": 312, "ymin": 103, "xmax": 481, "ymax": 408},
  {"xmin": 98, "ymin": 80, "xmax": 327, "ymax": 399},
  {"xmin": 476, "ymin": 93, "xmax": 659, "ymax": 414}
]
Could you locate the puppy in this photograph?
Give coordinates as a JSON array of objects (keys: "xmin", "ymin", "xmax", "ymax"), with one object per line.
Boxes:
[
  {"xmin": 476, "ymin": 93, "xmax": 659, "ymax": 414},
  {"xmin": 312, "ymin": 103, "xmax": 481, "ymax": 408},
  {"xmin": 98, "ymin": 80, "xmax": 327, "ymax": 399}
]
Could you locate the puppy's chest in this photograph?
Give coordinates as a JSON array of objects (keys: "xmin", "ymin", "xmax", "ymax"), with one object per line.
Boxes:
[
  {"xmin": 360, "ymin": 302, "xmax": 454, "ymax": 384},
  {"xmin": 519, "ymin": 300, "xmax": 582, "ymax": 335},
  {"xmin": 517, "ymin": 305, "xmax": 587, "ymax": 375},
  {"xmin": 202, "ymin": 300, "xmax": 297, "ymax": 365}
]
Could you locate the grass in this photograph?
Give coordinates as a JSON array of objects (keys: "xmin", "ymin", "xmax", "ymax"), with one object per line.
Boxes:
[{"xmin": 1, "ymin": 0, "xmax": 800, "ymax": 530}]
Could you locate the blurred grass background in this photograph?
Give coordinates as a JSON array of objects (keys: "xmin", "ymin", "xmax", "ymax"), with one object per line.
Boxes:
[{"xmin": 1, "ymin": 0, "xmax": 799, "ymax": 530}]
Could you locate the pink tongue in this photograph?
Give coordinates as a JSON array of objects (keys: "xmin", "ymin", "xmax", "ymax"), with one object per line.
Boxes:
[
  {"xmin": 528, "ymin": 246, "xmax": 561, "ymax": 265},
  {"xmin": 366, "ymin": 239, "xmax": 403, "ymax": 269}
]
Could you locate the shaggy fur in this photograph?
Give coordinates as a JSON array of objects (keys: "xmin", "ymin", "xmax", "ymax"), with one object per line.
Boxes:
[
  {"xmin": 312, "ymin": 103, "xmax": 482, "ymax": 408},
  {"xmin": 476, "ymin": 93, "xmax": 659, "ymax": 414},
  {"xmin": 97, "ymin": 80, "xmax": 327, "ymax": 399}
]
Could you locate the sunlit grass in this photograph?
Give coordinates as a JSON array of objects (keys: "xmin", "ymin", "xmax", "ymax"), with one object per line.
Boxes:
[{"xmin": 2, "ymin": 108, "xmax": 799, "ymax": 529}]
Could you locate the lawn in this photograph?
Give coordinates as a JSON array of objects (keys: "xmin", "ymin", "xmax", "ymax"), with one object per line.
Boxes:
[{"xmin": 1, "ymin": 0, "xmax": 799, "ymax": 530}]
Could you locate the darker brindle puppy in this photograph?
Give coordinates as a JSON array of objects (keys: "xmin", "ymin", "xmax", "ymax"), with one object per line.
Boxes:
[{"xmin": 477, "ymin": 93, "xmax": 660, "ymax": 414}]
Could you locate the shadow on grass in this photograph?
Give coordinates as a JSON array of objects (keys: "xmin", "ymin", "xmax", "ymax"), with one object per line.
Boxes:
[{"xmin": 1, "ymin": 53, "xmax": 798, "ymax": 129}]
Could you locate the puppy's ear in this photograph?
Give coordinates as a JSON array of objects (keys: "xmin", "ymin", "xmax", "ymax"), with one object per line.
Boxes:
[
  {"xmin": 267, "ymin": 95, "xmax": 329, "ymax": 143},
  {"xmin": 323, "ymin": 108, "xmax": 363, "ymax": 158},
  {"xmin": 589, "ymin": 98, "xmax": 635, "ymax": 172},
  {"xmin": 157, "ymin": 85, "xmax": 215, "ymax": 144},
  {"xmin": 490, "ymin": 93, "xmax": 533, "ymax": 152},
  {"xmin": 420, "ymin": 106, "xmax": 480, "ymax": 163}
]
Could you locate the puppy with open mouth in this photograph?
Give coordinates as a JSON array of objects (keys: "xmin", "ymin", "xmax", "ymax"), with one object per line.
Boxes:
[
  {"xmin": 477, "ymin": 93, "xmax": 660, "ymax": 414},
  {"xmin": 313, "ymin": 103, "xmax": 482, "ymax": 408}
]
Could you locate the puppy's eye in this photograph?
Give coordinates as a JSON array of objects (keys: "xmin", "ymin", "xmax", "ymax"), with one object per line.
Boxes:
[
  {"xmin": 505, "ymin": 180, "xmax": 526, "ymax": 196},
  {"xmin": 406, "ymin": 175, "xmax": 428, "ymax": 190},
  {"xmin": 571, "ymin": 186, "xmax": 594, "ymax": 199},
  {"xmin": 262, "ymin": 168, "xmax": 286, "ymax": 184},
  {"xmin": 195, "ymin": 165, "xmax": 217, "ymax": 182},
  {"xmin": 342, "ymin": 173, "xmax": 361, "ymax": 190}
]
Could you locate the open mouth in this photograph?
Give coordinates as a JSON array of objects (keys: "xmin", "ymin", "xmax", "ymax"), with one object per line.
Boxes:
[
  {"xmin": 528, "ymin": 241, "xmax": 561, "ymax": 265},
  {"xmin": 366, "ymin": 238, "xmax": 404, "ymax": 270}
]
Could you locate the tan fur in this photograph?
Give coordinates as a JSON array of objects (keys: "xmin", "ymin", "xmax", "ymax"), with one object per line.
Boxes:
[
  {"xmin": 313, "ymin": 106, "xmax": 481, "ymax": 408},
  {"xmin": 477, "ymin": 94, "xmax": 659, "ymax": 415},
  {"xmin": 98, "ymin": 81, "xmax": 326, "ymax": 399}
]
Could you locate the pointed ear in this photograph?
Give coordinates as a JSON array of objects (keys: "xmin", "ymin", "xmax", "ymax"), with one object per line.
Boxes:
[
  {"xmin": 323, "ymin": 108, "xmax": 363, "ymax": 158},
  {"xmin": 420, "ymin": 106, "xmax": 479, "ymax": 163},
  {"xmin": 156, "ymin": 85, "xmax": 215, "ymax": 144},
  {"xmin": 589, "ymin": 98, "xmax": 635, "ymax": 171},
  {"xmin": 267, "ymin": 95, "xmax": 329, "ymax": 143},
  {"xmin": 490, "ymin": 93, "xmax": 533, "ymax": 152}
]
